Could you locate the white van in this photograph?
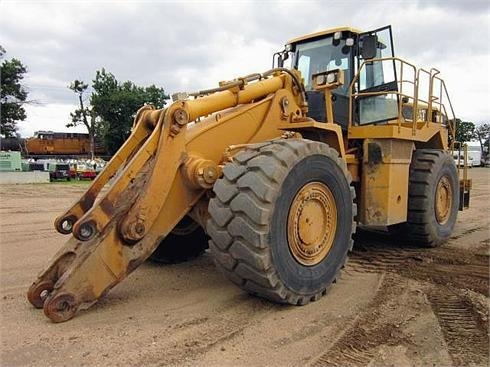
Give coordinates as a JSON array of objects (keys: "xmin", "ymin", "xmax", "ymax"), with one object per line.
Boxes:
[{"xmin": 465, "ymin": 141, "xmax": 482, "ymax": 167}]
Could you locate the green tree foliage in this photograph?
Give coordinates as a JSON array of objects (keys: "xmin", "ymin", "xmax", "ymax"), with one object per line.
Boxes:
[
  {"xmin": 68, "ymin": 69, "xmax": 168, "ymax": 155},
  {"xmin": 474, "ymin": 123, "xmax": 490, "ymax": 156},
  {"xmin": 0, "ymin": 46, "xmax": 28, "ymax": 137},
  {"xmin": 454, "ymin": 119, "xmax": 475, "ymax": 143},
  {"xmin": 68, "ymin": 80, "xmax": 99, "ymax": 159}
]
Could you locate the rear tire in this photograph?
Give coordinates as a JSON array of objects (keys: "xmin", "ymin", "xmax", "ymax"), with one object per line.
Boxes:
[
  {"xmin": 207, "ymin": 139, "xmax": 356, "ymax": 305},
  {"xmin": 401, "ymin": 149, "xmax": 459, "ymax": 247},
  {"xmin": 149, "ymin": 216, "xmax": 208, "ymax": 264}
]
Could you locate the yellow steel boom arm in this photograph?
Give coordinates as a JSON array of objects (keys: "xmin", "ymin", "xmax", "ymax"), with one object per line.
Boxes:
[{"xmin": 27, "ymin": 69, "xmax": 307, "ymax": 322}]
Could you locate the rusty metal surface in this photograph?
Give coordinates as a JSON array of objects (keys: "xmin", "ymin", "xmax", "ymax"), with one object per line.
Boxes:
[
  {"xmin": 27, "ymin": 69, "xmax": 313, "ymax": 322},
  {"xmin": 360, "ymin": 139, "xmax": 414, "ymax": 226}
]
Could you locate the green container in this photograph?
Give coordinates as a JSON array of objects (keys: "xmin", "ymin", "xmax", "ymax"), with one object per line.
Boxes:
[{"xmin": 0, "ymin": 151, "xmax": 22, "ymax": 172}]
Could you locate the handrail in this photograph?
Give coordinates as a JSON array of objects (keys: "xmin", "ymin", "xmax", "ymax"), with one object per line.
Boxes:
[
  {"xmin": 348, "ymin": 57, "xmax": 417, "ymax": 131},
  {"xmin": 428, "ymin": 68, "xmax": 440, "ymax": 125},
  {"xmin": 348, "ymin": 57, "xmax": 456, "ymax": 142}
]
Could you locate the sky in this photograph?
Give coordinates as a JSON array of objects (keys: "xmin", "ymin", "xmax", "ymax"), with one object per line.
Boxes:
[{"xmin": 1, "ymin": 0, "xmax": 489, "ymax": 137}]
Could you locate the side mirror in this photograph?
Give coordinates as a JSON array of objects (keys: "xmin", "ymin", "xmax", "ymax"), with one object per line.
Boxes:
[
  {"xmin": 361, "ymin": 35, "xmax": 378, "ymax": 59},
  {"xmin": 277, "ymin": 51, "xmax": 290, "ymax": 68},
  {"xmin": 277, "ymin": 54, "xmax": 284, "ymax": 67},
  {"xmin": 273, "ymin": 51, "xmax": 286, "ymax": 68}
]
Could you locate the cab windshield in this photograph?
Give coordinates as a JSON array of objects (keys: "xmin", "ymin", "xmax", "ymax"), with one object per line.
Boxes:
[{"xmin": 294, "ymin": 36, "xmax": 351, "ymax": 95}]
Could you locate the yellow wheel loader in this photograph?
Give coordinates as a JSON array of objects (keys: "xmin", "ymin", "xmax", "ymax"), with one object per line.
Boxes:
[{"xmin": 27, "ymin": 25, "xmax": 470, "ymax": 322}]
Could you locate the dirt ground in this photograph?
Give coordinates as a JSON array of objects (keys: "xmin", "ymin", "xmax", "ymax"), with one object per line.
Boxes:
[{"xmin": 1, "ymin": 168, "xmax": 488, "ymax": 367}]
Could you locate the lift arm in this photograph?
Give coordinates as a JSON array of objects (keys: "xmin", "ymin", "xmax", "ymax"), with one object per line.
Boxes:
[{"xmin": 27, "ymin": 69, "xmax": 307, "ymax": 322}]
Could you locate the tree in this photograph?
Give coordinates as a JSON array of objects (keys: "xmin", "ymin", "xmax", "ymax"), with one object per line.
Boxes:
[
  {"xmin": 454, "ymin": 119, "xmax": 475, "ymax": 143},
  {"xmin": 473, "ymin": 123, "xmax": 490, "ymax": 156},
  {"xmin": 91, "ymin": 69, "xmax": 168, "ymax": 154},
  {"xmin": 0, "ymin": 46, "xmax": 28, "ymax": 137},
  {"xmin": 68, "ymin": 69, "xmax": 168, "ymax": 155},
  {"xmin": 68, "ymin": 80, "xmax": 99, "ymax": 159}
]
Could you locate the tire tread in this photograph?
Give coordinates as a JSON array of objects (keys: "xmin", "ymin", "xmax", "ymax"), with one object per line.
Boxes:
[{"xmin": 208, "ymin": 139, "xmax": 356, "ymax": 305}]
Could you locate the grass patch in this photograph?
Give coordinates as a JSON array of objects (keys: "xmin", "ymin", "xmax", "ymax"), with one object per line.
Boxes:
[{"xmin": 49, "ymin": 179, "xmax": 93, "ymax": 185}]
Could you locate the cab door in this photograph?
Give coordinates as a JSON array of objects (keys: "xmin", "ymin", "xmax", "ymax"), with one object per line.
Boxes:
[{"xmin": 355, "ymin": 26, "xmax": 398, "ymax": 125}]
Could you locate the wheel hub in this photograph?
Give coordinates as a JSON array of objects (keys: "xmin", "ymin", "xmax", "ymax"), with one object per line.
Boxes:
[
  {"xmin": 287, "ymin": 182, "xmax": 337, "ymax": 266},
  {"xmin": 435, "ymin": 175, "xmax": 452, "ymax": 225}
]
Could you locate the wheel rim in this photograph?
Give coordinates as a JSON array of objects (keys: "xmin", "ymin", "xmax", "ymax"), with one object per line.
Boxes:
[
  {"xmin": 287, "ymin": 182, "xmax": 337, "ymax": 266},
  {"xmin": 435, "ymin": 175, "xmax": 452, "ymax": 225}
]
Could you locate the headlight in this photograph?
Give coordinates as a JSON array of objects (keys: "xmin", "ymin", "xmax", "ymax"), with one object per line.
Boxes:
[
  {"xmin": 326, "ymin": 72, "xmax": 337, "ymax": 84},
  {"xmin": 312, "ymin": 69, "xmax": 343, "ymax": 90},
  {"xmin": 316, "ymin": 74, "xmax": 326, "ymax": 85}
]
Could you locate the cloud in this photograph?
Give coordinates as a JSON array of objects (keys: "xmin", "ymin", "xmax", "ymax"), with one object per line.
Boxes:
[
  {"xmin": 1, "ymin": 0, "xmax": 489, "ymax": 137},
  {"xmin": 416, "ymin": 0, "xmax": 490, "ymax": 13},
  {"xmin": 18, "ymin": 103, "xmax": 82, "ymax": 137}
]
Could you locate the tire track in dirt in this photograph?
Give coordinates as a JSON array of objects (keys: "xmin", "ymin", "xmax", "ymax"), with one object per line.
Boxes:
[
  {"xmin": 450, "ymin": 225, "xmax": 487, "ymax": 240},
  {"xmin": 427, "ymin": 289, "xmax": 489, "ymax": 366},
  {"xmin": 269, "ymin": 272, "xmax": 384, "ymax": 350},
  {"xmin": 310, "ymin": 275, "xmax": 411, "ymax": 367},
  {"xmin": 190, "ymin": 271, "xmax": 385, "ymax": 367},
  {"xmin": 136, "ymin": 295, "xmax": 277, "ymax": 366},
  {"xmin": 340, "ymin": 231, "xmax": 489, "ymax": 366},
  {"xmin": 346, "ymin": 232, "xmax": 489, "ymax": 296}
]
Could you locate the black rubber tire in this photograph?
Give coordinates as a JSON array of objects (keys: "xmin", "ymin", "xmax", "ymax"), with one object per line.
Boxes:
[
  {"xmin": 149, "ymin": 215, "xmax": 208, "ymax": 264},
  {"xmin": 207, "ymin": 139, "xmax": 356, "ymax": 305},
  {"xmin": 401, "ymin": 149, "xmax": 459, "ymax": 247}
]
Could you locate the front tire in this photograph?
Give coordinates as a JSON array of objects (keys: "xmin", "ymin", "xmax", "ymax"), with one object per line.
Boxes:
[{"xmin": 207, "ymin": 139, "xmax": 356, "ymax": 305}]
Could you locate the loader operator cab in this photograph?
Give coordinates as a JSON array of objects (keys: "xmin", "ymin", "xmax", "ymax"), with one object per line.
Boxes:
[{"xmin": 277, "ymin": 26, "xmax": 397, "ymax": 128}]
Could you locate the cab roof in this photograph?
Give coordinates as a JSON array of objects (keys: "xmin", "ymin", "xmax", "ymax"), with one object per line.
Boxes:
[{"xmin": 287, "ymin": 26, "xmax": 362, "ymax": 45}]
